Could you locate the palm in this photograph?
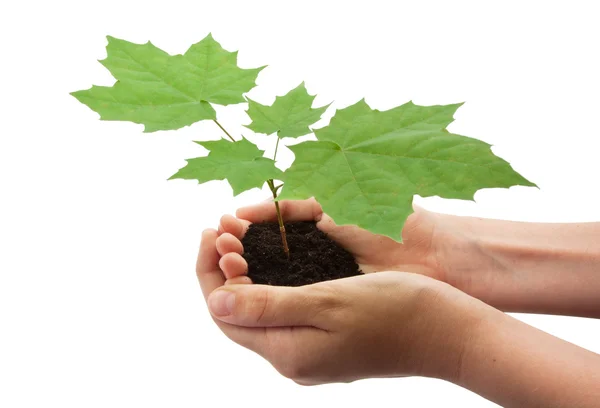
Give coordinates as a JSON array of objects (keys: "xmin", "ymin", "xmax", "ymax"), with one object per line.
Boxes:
[
  {"xmin": 317, "ymin": 208, "xmax": 439, "ymax": 278},
  {"xmin": 216, "ymin": 199, "xmax": 499, "ymax": 326},
  {"xmin": 232, "ymin": 198, "xmax": 442, "ymax": 280}
]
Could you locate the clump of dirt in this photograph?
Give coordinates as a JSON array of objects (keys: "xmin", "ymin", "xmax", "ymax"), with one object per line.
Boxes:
[{"xmin": 241, "ymin": 221, "xmax": 362, "ymax": 287}]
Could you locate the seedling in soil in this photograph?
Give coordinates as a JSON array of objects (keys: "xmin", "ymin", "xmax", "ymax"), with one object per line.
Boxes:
[{"xmin": 72, "ymin": 34, "xmax": 536, "ymax": 284}]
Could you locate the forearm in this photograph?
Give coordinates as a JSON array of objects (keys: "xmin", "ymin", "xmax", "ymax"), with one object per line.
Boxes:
[
  {"xmin": 436, "ymin": 214, "xmax": 600, "ymax": 317},
  {"xmin": 456, "ymin": 303, "xmax": 600, "ymax": 407}
]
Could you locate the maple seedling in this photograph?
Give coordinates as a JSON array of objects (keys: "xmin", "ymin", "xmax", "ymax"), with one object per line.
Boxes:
[{"xmin": 72, "ymin": 34, "xmax": 536, "ymax": 260}]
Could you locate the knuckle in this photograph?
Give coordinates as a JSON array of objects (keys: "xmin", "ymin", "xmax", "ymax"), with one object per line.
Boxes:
[
  {"xmin": 276, "ymin": 363, "xmax": 296, "ymax": 379},
  {"xmin": 309, "ymin": 284, "xmax": 346, "ymax": 315},
  {"xmin": 267, "ymin": 336, "xmax": 321, "ymax": 383},
  {"xmin": 277, "ymin": 357, "xmax": 311, "ymax": 381},
  {"xmin": 244, "ymin": 286, "xmax": 271, "ymax": 324},
  {"xmin": 308, "ymin": 197, "xmax": 322, "ymax": 218}
]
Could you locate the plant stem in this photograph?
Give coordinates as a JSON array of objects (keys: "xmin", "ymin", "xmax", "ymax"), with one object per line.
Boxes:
[
  {"xmin": 273, "ymin": 137, "xmax": 280, "ymax": 161},
  {"xmin": 213, "ymin": 119, "xmax": 235, "ymax": 142},
  {"xmin": 267, "ymin": 179, "xmax": 289, "ymax": 259}
]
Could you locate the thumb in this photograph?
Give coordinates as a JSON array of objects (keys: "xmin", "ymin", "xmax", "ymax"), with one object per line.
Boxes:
[{"xmin": 207, "ymin": 284, "xmax": 333, "ymax": 328}]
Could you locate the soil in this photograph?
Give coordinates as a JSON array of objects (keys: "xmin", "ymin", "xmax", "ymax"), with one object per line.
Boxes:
[{"xmin": 241, "ymin": 221, "xmax": 362, "ymax": 287}]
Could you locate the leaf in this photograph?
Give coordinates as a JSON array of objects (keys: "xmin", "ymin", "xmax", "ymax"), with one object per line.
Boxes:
[
  {"xmin": 245, "ymin": 82, "xmax": 329, "ymax": 138},
  {"xmin": 169, "ymin": 138, "xmax": 281, "ymax": 196},
  {"xmin": 279, "ymin": 100, "xmax": 536, "ymax": 240},
  {"xmin": 71, "ymin": 34, "xmax": 264, "ymax": 132}
]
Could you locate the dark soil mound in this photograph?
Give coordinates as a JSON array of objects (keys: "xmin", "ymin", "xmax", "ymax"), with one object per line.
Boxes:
[{"xmin": 241, "ymin": 221, "xmax": 362, "ymax": 287}]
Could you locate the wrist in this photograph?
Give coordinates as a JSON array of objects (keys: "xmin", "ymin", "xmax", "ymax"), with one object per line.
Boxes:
[
  {"xmin": 408, "ymin": 279, "xmax": 492, "ymax": 382},
  {"xmin": 433, "ymin": 214, "xmax": 600, "ymax": 316},
  {"xmin": 395, "ymin": 208, "xmax": 471, "ymax": 281},
  {"xmin": 428, "ymin": 212, "xmax": 508, "ymax": 304}
]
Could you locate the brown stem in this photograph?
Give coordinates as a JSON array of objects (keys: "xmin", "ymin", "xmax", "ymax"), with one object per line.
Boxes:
[
  {"xmin": 267, "ymin": 179, "xmax": 289, "ymax": 259},
  {"xmin": 213, "ymin": 119, "xmax": 235, "ymax": 142},
  {"xmin": 273, "ymin": 137, "xmax": 280, "ymax": 161}
]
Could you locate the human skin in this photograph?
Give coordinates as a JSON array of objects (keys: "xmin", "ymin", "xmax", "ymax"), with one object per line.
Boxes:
[
  {"xmin": 197, "ymin": 199, "xmax": 600, "ymax": 407},
  {"xmin": 217, "ymin": 198, "xmax": 600, "ymax": 318}
]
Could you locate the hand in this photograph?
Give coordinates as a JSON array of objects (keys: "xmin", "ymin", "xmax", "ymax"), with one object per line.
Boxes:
[
  {"xmin": 197, "ymin": 229, "xmax": 482, "ymax": 384},
  {"xmin": 217, "ymin": 198, "xmax": 503, "ymax": 304},
  {"xmin": 216, "ymin": 198, "xmax": 442, "ymax": 279}
]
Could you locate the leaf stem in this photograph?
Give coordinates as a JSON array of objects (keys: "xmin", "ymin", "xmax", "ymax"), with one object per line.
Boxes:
[
  {"xmin": 273, "ymin": 137, "xmax": 281, "ymax": 161},
  {"xmin": 213, "ymin": 119, "xmax": 235, "ymax": 142},
  {"xmin": 267, "ymin": 179, "xmax": 289, "ymax": 259}
]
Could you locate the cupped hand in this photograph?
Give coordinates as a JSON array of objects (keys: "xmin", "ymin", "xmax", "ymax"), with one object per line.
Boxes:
[
  {"xmin": 216, "ymin": 199, "xmax": 498, "ymax": 302},
  {"xmin": 198, "ymin": 229, "xmax": 480, "ymax": 384},
  {"xmin": 216, "ymin": 198, "xmax": 443, "ymax": 281}
]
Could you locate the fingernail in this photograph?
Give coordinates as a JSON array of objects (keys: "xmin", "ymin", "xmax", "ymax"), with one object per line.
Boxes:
[{"xmin": 209, "ymin": 290, "xmax": 236, "ymax": 316}]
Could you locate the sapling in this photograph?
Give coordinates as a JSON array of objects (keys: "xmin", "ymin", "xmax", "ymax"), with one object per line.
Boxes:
[{"xmin": 72, "ymin": 34, "xmax": 536, "ymax": 264}]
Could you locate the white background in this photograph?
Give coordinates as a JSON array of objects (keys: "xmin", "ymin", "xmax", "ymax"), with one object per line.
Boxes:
[{"xmin": 1, "ymin": 0, "xmax": 599, "ymax": 406}]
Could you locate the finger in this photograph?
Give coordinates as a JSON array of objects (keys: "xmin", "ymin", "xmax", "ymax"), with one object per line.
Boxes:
[
  {"xmin": 197, "ymin": 229, "xmax": 225, "ymax": 301},
  {"xmin": 316, "ymin": 213, "xmax": 364, "ymax": 243},
  {"xmin": 315, "ymin": 212, "xmax": 338, "ymax": 234},
  {"xmin": 225, "ymin": 276, "xmax": 253, "ymax": 286},
  {"xmin": 219, "ymin": 252, "xmax": 248, "ymax": 280},
  {"xmin": 236, "ymin": 198, "xmax": 323, "ymax": 223},
  {"xmin": 219, "ymin": 214, "xmax": 250, "ymax": 239},
  {"xmin": 316, "ymin": 213, "xmax": 379, "ymax": 251},
  {"xmin": 207, "ymin": 284, "xmax": 335, "ymax": 328},
  {"xmin": 216, "ymin": 233, "xmax": 244, "ymax": 256},
  {"xmin": 197, "ymin": 229, "xmax": 265, "ymax": 353}
]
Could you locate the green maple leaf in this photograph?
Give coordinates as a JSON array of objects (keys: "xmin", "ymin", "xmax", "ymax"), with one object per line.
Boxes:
[
  {"xmin": 279, "ymin": 100, "xmax": 536, "ymax": 240},
  {"xmin": 245, "ymin": 82, "xmax": 329, "ymax": 138},
  {"xmin": 169, "ymin": 138, "xmax": 281, "ymax": 196},
  {"xmin": 71, "ymin": 34, "xmax": 264, "ymax": 132}
]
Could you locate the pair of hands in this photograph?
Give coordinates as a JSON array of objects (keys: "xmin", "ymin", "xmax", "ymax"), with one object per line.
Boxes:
[{"xmin": 198, "ymin": 198, "xmax": 485, "ymax": 384}]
